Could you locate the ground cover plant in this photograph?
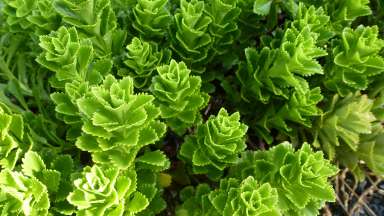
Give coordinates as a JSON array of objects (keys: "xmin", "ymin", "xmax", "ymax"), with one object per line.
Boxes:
[{"xmin": 0, "ymin": 0, "xmax": 383, "ymax": 215}]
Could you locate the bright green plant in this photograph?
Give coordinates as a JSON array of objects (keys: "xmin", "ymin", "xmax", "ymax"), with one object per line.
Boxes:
[
  {"xmin": 300, "ymin": 0, "xmax": 372, "ymax": 29},
  {"xmin": 312, "ymin": 93, "xmax": 384, "ymax": 179},
  {"xmin": 292, "ymin": 3, "xmax": 334, "ymax": 43},
  {"xmin": 237, "ymin": 27, "xmax": 327, "ymax": 103},
  {"xmin": 0, "ymin": 169, "xmax": 50, "ymax": 216},
  {"xmin": 2, "ymin": 0, "xmax": 60, "ymax": 34},
  {"xmin": 150, "ymin": 60, "xmax": 209, "ymax": 135},
  {"xmin": 328, "ymin": 0, "xmax": 372, "ymax": 28},
  {"xmin": 121, "ymin": 37, "xmax": 171, "ymax": 88},
  {"xmin": 170, "ymin": 0, "xmax": 212, "ymax": 70},
  {"xmin": 179, "ymin": 108, "xmax": 248, "ymax": 180},
  {"xmin": 22, "ymin": 151, "xmax": 61, "ymax": 193},
  {"xmin": 324, "ymin": 25, "xmax": 384, "ymax": 96},
  {"xmin": 1, "ymin": 0, "xmax": 38, "ymax": 30},
  {"xmin": 37, "ymin": 26, "xmax": 109, "ymax": 89},
  {"xmin": 205, "ymin": 0, "xmax": 241, "ymax": 56},
  {"xmin": 37, "ymin": 26, "xmax": 86, "ymax": 86},
  {"xmin": 68, "ymin": 165, "xmax": 148, "ymax": 216},
  {"xmin": 230, "ymin": 143, "xmax": 338, "ymax": 216},
  {"xmin": 313, "ymin": 93, "xmax": 376, "ymax": 159},
  {"xmin": 135, "ymin": 151, "xmax": 170, "ymax": 215},
  {"xmin": 0, "ymin": 103, "xmax": 24, "ymax": 169},
  {"xmin": 131, "ymin": 0, "xmax": 171, "ymax": 38},
  {"xmin": 19, "ymin": 151, "xmax": 77, "ymax": 215},
  {"xmin": 2, "ymin": 0, "xmax": 382, "ymax": 214},
  {"xmin": 26, "ymin": 0, "xmax": 61, "ymax": 34},
  {"xmin": 75, "ymin": 75, "xmax": 166, "ymax": 168},
  {"xmin": 37, "ymin": 26, "xmax": 111, "ymax": 139},
  {"xmin": 208, "ymin": 177, "xmax": 280, "ymax": 216},
  {"xmin": 255, "ymin": 87, "xmax": 323, "ymax": 143},
  {"xmin": 236, "ymin": 25, "xmax": 327, "ymax": 143},
  {"xmin": 0, "ymin": 150, "xmax": 68, "ymax": 215},
  {"xmin": 53, "ymin": 0, "xmax": 123, "ymax": 57},
  {"xmin": 176, "ymin": 177, "xmax": 280, "ymax": 216}
]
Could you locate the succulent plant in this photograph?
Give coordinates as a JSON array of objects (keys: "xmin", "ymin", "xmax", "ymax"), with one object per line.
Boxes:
[
  {"xmin": 53, "ymin": 0, "xmax": 120, "ymax": 57},
  {"xmin": 325, "ymin": 25, "xmax": 384, "ymax": 96},
  {"xmin": 150, "ymin": 60, "xmax": 209, "ymax": 135},
  {"xmin": 313, "ymin": 93, "xmax": 376, "ymax": 159},
  {"xmin": 208, "ymin": 177, "xmax": 280, "ymax": 216},
  {"xmin": 0, "ymin": 103, "xmax": 24, "ymax": 169},
  {"xmin": 75, "ymin": 75, "xmax": 166, "ymax": 168},
  {"xmin": 1, "ymin": 0, "xmax": 381, "ymax": 215},
  {"xmin": 176, "ymin": 177, "xmax": 280, "ymax": 216},
  {"xmin": 230, "ymin": 143, "xmax": 338, "ymax": 215},
  {"xmin": 132, "ymin": 0, "xmax": 171, "ymax": 38},
  {"xmin": 122, "ymin": 37, "xmax": 171, "ymax": 88},
  {"xmin": 179, "ymin": 108, "xmax": 248, "ymax": 180},
  {"xmin": 68, "ymin": 165, "xmax": 148, "ymax": 216},
  {"xmin": 0, "ymin": 169, "xmax": 50, "ymax": 216},
  {"xmin": 170, "ymin": 0, "xmax": 213, "ymax": 71}
]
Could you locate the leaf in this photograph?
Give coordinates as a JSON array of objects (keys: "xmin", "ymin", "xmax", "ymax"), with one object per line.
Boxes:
[
  {"xmin": 150, "ymin": 60, "xmax": 208, "ymax": 135},
  {"xmin": 51, "ymin": 155, "xmax": 74, "ymax": 177},
  {"xmin": 136, "ymin": 150, "xmax": 170, "ymax": 171},
  {"xmin": 41, "ymin": 169, "xmax": 61, "ymax": 192},
  {"xmin": 253, "ymin": 0, "xmax": 273, "ymax": 15},
  {"xmin": 9, "ymin": 114, "xmax": 24, "ymax": 140},
  {"xmin": 179, "ymin": 108, "xmax": 248, "ymax": 179},
  {"xmin": 22, "ymin": 151, "xmax": 46, "ymax": 177},
  {"xmin": 127, "ymin": 191, "xmax": 149, "ymax": 213}
]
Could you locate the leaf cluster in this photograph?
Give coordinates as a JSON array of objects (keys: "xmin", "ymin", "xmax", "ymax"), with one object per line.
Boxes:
[{"xmin": 1, "ymin": 0, "xmax": 383, "ymax": 215}]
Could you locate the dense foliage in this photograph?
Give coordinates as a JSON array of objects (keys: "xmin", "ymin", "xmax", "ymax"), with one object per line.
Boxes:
[{"xmin": 0, "ymin": 0, "xmax": 383, "ymax": 215}]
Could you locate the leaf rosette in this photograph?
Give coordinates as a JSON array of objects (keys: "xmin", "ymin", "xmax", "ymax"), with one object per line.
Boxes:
[
  {"xmin": 255, "ymin": 87, "xmax": 323, "ymax": 143},
  {"xmin": 0, "ymin": 103, "xmax": 24, "ymax": 169},
  {"xmin": 292, "ymin": 3, "xmax": 334, "ymax": 43},
  {"xmin": 2, "ymin": 0, "xmax": 60, "ymax": 34},
  {"xmin": 325, "ymin": 25, "xmax": 384, "ymax": 96},
  {"xmin": 37, "ymin": 27, "xmax": 80, "ymax": 79},
  {"xmin": 170, "ymin": 0, "xmax": 212, "ymax": 71},
  {"xmin": 132, "ymin": 0, "xmax": 171, "ymax": 38},
  {"xmin": 230, "ymin": 143, "xmax": 338, "ymax": 216},
  {"xmin": 68, "ymin": 165, "xmax": 148, "ymax": 216},
  {"xmin": 329, "ymin": 0, "xmax": 371, "ymax": 27},
  {"xmin": 0, "ymin": 169, "xmax": 50, "ymax": 216},
  {"xmin": 313, "ymin": 93, "xmax": 376, "ymax": 159},
  {"xmin": 122, "ymin": 37, "xmax": 171, "ymax": 88},
  {"xmin": 205, "ymin": 0, "xmax": 241, "ymax": 56},
  {"xmin": 237, "ymin": 26, "xmax": 327, "ymax": 104},
  {"xmin": 76, "ymin": 75, "xmax": 166, "ymax": 168},
  {"xmin": 38, "ymin": 26, "xmax": 109, "ymax": 89},
  {"xmin": 180, "ymin": 108, "xmax": 248, "ymax": 179},
  {"xmin": 151, "ymin": 60, "xmax": 209, "ymax": 135},
  {"xmin": 176, "ymin": 177, "xmax": 280, "ymax": 216},
  {"xmin": 2, "ymin": 0, "xmax": 37, "ymax": 30},
  {"xmin": 313, "ymin": 93, "xmax": 384, "ymax": 179},
  {"xmin": 176, "ymin": 184, "xmax": 213, "ymax": 216},
  {"xmin": 53, "ymin": 0, "xmax": 119, "ymax": 56},
  {"xmin": 209, "ymin": 177, "xmax": 280, "ymax": 216}
]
